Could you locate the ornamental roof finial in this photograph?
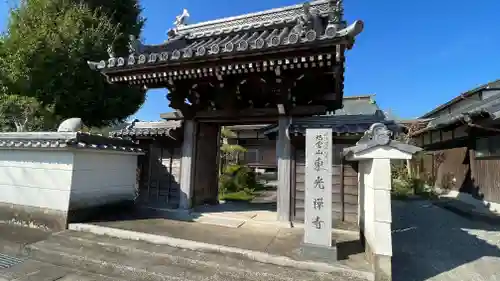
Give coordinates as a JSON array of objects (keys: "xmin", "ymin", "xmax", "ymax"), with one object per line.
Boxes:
[
  {"xmin": 128, "ymin": 35, "xmax": 144, "ymax": 55},
  {"xmin": 107, "ymin": 45, "xmax": 115, "ymax": 58},
  {"xmin": 328, "ymin": 0, "xmax": 344, "ymax": 23},
  {"xmin": 174, "ymin": 9, "xmax": 190, "ymax": 28}
]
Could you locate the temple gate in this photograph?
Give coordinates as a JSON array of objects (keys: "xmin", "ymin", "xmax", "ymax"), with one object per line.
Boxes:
[{"xmin": 88, "ymin": 0, "xmax": 363, "ymax": 222}]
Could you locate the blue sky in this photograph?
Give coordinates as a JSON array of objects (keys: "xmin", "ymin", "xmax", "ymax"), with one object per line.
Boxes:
[{"xmin": 1, "ymin": 0, "xmax": 499, "ymax": 121}]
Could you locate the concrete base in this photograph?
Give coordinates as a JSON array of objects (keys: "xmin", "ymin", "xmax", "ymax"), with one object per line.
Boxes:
[
  {"xmin": 0, "ymin": 202, "xmax": 66, "ymax": 231},
  {"xmin": 297, "ymin": 242, "xmax": 338, "ymax": 264},
  {"xmin": 0, "ymin": 200, "xmax": 136, "ymax": 231},
  {"xmin": 364, "ymin": 236, "xmax": 391, "ymax": 281},
  {"xmin": 373, "ymin": 254, "xmax": 391, "ymax": 281}
]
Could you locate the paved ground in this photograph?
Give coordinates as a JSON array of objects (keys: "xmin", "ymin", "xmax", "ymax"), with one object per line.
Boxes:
[
  {"xmin": 85, "ymin": 209, "xmax": 370, "ymax": 272},
  {"xmin": 0, "ymin": 223, "xmax": 51, "ymax": 256},
  {"xmin": 393, "ymin": 200, "xmax": 500, "ymax": 281},
  {"xmin": 3, "ymin": 199, "xmax": 499, "ymax": 280},
  {"xmin": 0, "ymin": 230, "xmax": 371, "ymax": 281}
]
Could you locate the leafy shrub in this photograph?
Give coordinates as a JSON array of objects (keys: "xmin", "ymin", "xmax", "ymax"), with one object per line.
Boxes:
[
  {"xmin": 410, "ymin": 177, "xmax": 426, "ymax": 194},
  {"xmin": 392, "ymin": 178, "xmax": 413, "ymax": 199},
  {"xmin": 219, "ymin": 164, "xmax": 258, "ymax": 196}
]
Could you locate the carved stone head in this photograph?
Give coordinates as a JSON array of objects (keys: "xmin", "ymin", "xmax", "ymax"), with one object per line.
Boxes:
[
  {"xmin": 57, "ymin": 118, "xmax": 84, "ymax": 132},
  {"xmin": 370, "ymin": 123, "xmax": 392, "ymax": 146}
]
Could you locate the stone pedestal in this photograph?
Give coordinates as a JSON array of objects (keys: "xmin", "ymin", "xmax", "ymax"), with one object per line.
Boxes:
[{"xmin": 298, "ymin": 242, "xmax": 338, "ymax": 264}]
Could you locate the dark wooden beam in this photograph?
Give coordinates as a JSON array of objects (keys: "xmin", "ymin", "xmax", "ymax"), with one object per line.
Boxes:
[{"xmin": 192, "ymin": 105, "xmax": 327, "ymax": 121}]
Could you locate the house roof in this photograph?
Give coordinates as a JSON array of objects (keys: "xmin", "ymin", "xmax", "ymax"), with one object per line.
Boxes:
[
  {"xmin": 289, "ymin": 120, "xmax": 399, "ymax": 135},
  {"xmin": 265, "ymin": 95, "xmax": 400, "ymax": 135},
  {"xmin": 110, "ymin": 120, "xmax": 183, "ymax": 138},
  {"xmin": 177, "ymin": 1, "xmax": 342, "ymax": 40},
  {"xmin": 328, "ymin": 95, "xmax": 379, "ymax": 116},
  {"xmin": 420, "ymin": 79, "xmax": 500, "ymax": 118},
  {"xmin": 412, "ymin": 91, "xmax": 500, "ymax": 136},
  {"xmin": 90, "ymin": 0, "xmax": 364, "ymax": 80}
]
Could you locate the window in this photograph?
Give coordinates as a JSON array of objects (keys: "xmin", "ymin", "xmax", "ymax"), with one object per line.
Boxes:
[{"xmin": 475, "ymin": 135, "xmax": 500, "ymax": 158}]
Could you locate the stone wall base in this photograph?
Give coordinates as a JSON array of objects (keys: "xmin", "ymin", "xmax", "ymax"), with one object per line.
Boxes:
[
  {"xmin": 0, "ymin": 200, "xmax": 135, "ymax": 231},
  {"xmin": 0, "ymin": 202, "xmax": 67, "ymax": 231},
  {"xmin": 361, "ymin": 229, "xmax": 392, "ymax": 281},
  {"xmin": 67, "ymin": 200, "xmax": 135, "ymax": 225}
]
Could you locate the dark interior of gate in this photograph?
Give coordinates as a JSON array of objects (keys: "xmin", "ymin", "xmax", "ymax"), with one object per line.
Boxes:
[{"xmin": 111, "ymin": 121, "xmax": 185, "ymax": 209}]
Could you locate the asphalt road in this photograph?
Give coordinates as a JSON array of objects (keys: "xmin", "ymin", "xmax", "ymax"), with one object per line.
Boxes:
[{"xmin": 392, "ymin": 200, "xmax": 500, "ymax": 281}]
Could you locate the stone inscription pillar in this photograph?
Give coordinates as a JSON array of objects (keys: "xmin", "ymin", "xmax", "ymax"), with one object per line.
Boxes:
[{"xmin": 304, "ymin": 128, "xmax": 333, "ymax": 247}]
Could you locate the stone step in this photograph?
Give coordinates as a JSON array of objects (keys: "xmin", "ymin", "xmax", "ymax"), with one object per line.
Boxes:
[{"xmin": 25, "ymin": 231, "xmax": 368, "ymax": 281}]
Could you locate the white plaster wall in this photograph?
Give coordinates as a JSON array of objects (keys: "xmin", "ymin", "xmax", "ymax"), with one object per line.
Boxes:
[
  {"xmin": 70, "ymin": 151, "xmax": 137, "ymax": 210},
  {"xmin": 0, "ymin": 150, "xmax": 73, "ymax": 211},
  {"xmin": 372, "ymin": 158, "xmax": 392, "ymax": 257},
  {"xmin": 363, "ymin": 160, "xmax": 375, "ymax": 251}
]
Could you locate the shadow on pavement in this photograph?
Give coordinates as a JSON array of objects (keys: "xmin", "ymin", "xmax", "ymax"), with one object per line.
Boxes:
[{"xmin": 392, "ymin": 200, "xmax": 500, "ymax": 281}]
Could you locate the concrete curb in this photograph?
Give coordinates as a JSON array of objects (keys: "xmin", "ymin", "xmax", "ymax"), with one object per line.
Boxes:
[{"xmin": 69, "ymin": 223, "xmax": 374, "ymax": 281}]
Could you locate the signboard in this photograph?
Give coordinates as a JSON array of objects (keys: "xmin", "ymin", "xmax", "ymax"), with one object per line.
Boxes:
[{"xmin": 304, "ymin": 128, "xmax": 333, "ymax": 247}]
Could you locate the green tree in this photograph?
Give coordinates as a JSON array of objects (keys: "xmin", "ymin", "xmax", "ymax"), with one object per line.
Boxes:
[
  {"xmin": 0, "ymin": 0, "xmax": 146, "ymax": 128},
  {"xmin": 220, "ymin": 127, "xmax": 247, "ymax": 166},
  {"xmin": 80, "ymin": 0, "xmax": 144, "ymax": 55},
  {"xmin": 0, "ymin": 94, "xmax": 53, "ymax": 132}
]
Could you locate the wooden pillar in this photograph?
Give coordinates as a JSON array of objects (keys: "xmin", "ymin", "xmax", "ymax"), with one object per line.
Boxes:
[
  {"xmin": 179, "ymin": 120, "xmax": 196, "ymax": 209},
  {"xmin": 192, "ymin": 123, "xmax": 220, "ymax": 206},
  {"xmin": 277, "ymin": 116, "xmax": 292, "ymax": 222}
]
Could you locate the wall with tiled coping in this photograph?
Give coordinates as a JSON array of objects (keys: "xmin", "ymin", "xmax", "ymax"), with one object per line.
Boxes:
[{"xmin": 0, "ymin": 133, "xmax": 142, "ymax": 231}]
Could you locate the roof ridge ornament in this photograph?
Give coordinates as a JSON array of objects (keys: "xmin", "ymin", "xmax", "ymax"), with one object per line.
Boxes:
[
  {"xmin": 107, "ymin": 45, "xmax": 115, "ymax": 58},
  {"xmin": 302, "ymin": 2, "xmax": 323, "ymax": 38},
  {"xmin": 328, "ymin": 0, "xmax": 343, "ymax": 24},
  {"xmin": 126, "ymin": 119, "xmax": 139, "ymax": 130},
  {"xmin": 167, "ymin": 9, "xmax": 190, "ymax": 40},
  {"xmin": 358, "ymin": 123, "xmax": 392, "ymax": 146},
  {"xmin": 128, "ymin": 35, "xmax": 145, "ymax": 55},
  {"xmin": 174, "ymin": 9, "xmax": 190, "ymax": 28}
]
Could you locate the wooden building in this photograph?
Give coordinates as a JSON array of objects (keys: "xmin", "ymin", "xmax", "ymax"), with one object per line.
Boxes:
[
  {"xmin": 224, "ymin": 124, "xmax": 277, "ymax": 172},
  {"xmin": 89, "ymin": 0, "xmax": 364, "ymax": 223},
  {"xmin": 412, "ymin": 79, "xmax": 500, "ymax": 210}
]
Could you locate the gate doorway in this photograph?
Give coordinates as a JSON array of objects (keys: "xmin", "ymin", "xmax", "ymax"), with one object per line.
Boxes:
[{"xmin": 189, "ymin": 120, "xmax": 279, "ymax": 222}]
